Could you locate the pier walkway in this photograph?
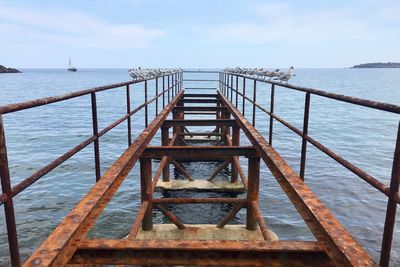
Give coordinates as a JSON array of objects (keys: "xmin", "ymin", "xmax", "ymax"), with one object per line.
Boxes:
[{"xmin": 1, "ymin": 70, "xmax": 399, "ymax": 266}]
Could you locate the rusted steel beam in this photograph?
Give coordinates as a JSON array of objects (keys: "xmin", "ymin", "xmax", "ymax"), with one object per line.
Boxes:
[
  {"xmin": 246, "ymin": 157, "xmax": 260, "ymax": 231},
  {"xmin": 128, "ymin": 201, "xmax": 149, "ymax": 239},
  {"xmin": 140, "ymin": 158, "xmax": 153, "ymax": 231},
  {"xmin": 23, "ymin": 91, "xmax": 185, "ymax": 267},
  {"xmin": 169, "ymin": 158, "xmax": 194, "ymax": 181},
  {"xmin": 218, "ymin": 91, "xmax": 378, "ymax": 267},
  {"xmin": 180, "ymin": 99, "xmax": 222, "ymax": 103},
  {"xmin": 71, "ymin": 240, "xmax": 331, "ymax": 267},
  {"xmin": 207, "ymin": 160, "xmax": 230, "ymax": 181},
  {"xmin": 178, "ymin": 132, "xmax": 224, "ymax": 136},
  {"xmin": 225, "ymin": 133, "xmax": 248, "ymax": 190},
  {"xmin": 163, "ymin": 119, "xmax": 237, "ymax": 127},
  {"xmin": 161, "ymin": 126, "xmax": 170, "ymax": 182},
  {"xmin": 250, "ymin": 200, "xmax": 272, "ymax": 240},
  {"xmin": 217, "ymin": 203, "xmax": 245, "ymax": 228},
  {"xmin": 142, "ymin": 146, "xmax": 258, "ymax": 158},
  {"xmin": 154, "ymin": 204, "xmax": 186, "ymax": 229},
  {"xmin": 231, "ymin": 126, "xmax": 240, "ymax": 183},
  {"xmin": 173, "ymin": 106, "xmax": 228, "ymax": 112},
  {"xmin": 380, "ymin": 121, "xmax": 400, "ymax": 267},
  {"xmin": 183, "ymin": 94, "xmax": 218, "ymax": 97},
  {"xmin": 183, "ymin": 112, "xmax": 218, "ymax": 115},
  {"xmin": 0, "ymin": 114, "xmax": 20, "ymax": 267},
  {"xmin": 152, "ymin": 198, "xmax": 247, "ymax": 205},
  {"xmin": 152, "ymin": 134, "xmax": 178, "ymax": 190}
]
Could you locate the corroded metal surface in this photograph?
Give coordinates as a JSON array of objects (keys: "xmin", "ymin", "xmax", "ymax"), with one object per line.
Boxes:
[{"xmin": 219, "ymin": 91, "xmax": 378, "ymax": 267}]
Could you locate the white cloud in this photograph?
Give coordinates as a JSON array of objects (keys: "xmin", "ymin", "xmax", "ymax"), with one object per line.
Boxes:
[
  {"xmin": 198, "ymin": 2, "xmax": 375, "ymax": 44},
  {"xmin": 0, "ymin": 2, "xmax": 165, "ymax": 49}
]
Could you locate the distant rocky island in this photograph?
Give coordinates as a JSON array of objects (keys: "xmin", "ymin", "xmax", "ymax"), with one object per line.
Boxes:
[
  {"xmin": 0, "ymin": 65, "xmax": 21, "ymax": 73},
  {"xmin": 352, "ymin": 62, "xmax": 400, "ymax": 68}
]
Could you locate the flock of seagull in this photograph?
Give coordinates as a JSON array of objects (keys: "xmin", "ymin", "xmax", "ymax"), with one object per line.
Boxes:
[
  {"xmin": 224, "ymin": 66, "xmax": 295, "ymax": 83},
  {"xmin": 128, "ymin": 67, "xmax": 181, "ymax": 81},
  {"xmin": 128, "ymin": 66, "xmax": 296, "ymax": 83}
]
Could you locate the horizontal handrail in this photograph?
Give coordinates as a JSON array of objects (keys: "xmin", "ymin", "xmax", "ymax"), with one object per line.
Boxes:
[
  {"xmin": 225, "ymin": 71, "xmax": 400, "ymax": 114},
  {"xmin": 0, "ymin": 73, "xmax": 179, "ymax": 114},
  {"xmin": 221, "ymin": 78, "xmax": 400, "ymax": 204}
]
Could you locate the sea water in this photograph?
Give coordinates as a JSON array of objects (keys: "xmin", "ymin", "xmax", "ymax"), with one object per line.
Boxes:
[{"xmin": 0, "ymin": 68, "xmax": 399, "ymax": 265}]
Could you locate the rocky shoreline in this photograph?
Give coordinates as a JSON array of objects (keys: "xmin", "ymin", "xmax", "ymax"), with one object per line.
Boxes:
[{"xmin": 0, "ymin": 65, "xmax": 21, "ymax": 73}]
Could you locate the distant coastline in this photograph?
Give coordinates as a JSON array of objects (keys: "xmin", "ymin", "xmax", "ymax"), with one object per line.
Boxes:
[
  {"xmin": 0, "ymin": 65, "xmax": 21, "ymax": 73},
  {"xmin": 351, "ymin": 62, "xmax": 400, "ymax": 68}
]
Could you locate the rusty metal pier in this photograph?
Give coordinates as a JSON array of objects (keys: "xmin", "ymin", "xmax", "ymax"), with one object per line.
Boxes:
[{"xmin": 1, "ymin": 69, "xmax": 399, "ymax": 266}]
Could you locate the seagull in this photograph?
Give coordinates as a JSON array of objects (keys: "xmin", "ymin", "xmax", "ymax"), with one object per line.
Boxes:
[{"xmin": 273, "ymin": 66, "xmax": 295, "ymax": 83}]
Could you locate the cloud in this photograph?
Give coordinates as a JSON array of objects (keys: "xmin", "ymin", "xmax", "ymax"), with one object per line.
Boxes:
[
  {"xmin": 197, "ymin": 2, "xmax": 377, "ymax": 45},
  {"xmin": 0, "ymin": 2, "xmax": 165, "ymax": 49}
]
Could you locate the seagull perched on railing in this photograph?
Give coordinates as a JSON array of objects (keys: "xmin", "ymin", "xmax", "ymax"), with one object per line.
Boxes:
[{"xmin": 272, "ymin": 66, "xmax": 295, "ymax": 83}]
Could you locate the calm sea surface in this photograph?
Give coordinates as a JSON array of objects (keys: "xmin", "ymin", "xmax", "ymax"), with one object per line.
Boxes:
[{"xmin": 0, "ymin": 68, "xmax": 399, "ymax": 265}]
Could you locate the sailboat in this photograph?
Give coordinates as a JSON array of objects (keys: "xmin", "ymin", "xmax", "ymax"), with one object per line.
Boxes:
[{"xmin": 67, "ymin": 57, "xmax": 77, "ymax": 72}]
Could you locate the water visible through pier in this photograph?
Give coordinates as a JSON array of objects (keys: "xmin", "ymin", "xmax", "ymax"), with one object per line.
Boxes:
[{"xmin": 0, "ymin": 68, "xmax": 399, "ymax": 265}]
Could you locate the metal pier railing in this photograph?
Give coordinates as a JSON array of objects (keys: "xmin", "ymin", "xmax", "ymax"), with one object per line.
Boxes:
[{"xmin": 0, "ymin": 69, "xmax": 398, "ymax": 266}]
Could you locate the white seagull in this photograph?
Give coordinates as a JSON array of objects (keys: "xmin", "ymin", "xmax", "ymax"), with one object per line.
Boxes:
[{"xmin": 273, "ymin": 66, "xmax": 295, "ymax": 83}]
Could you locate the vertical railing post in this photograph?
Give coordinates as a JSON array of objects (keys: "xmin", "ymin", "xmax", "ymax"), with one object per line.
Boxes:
[
  {"xmin": 91, "ymin": 93, "xmax": 101, "ymax": 181},
  {"xmin": 162, "ymin": 76, "xmax": 165, "ymax": 109},
  {"xmin": 230, "ymin": 74, "xmax": 233, "ymax": 103},
  {"xmin": 227, "ymin": 74, "xmax": 230, "ymax": 99},
  {"xmin": 168, "ymin": 75, "xmax": 170, "ymax": 103},
  {"xmin": 180, "ymin": 71, "xmax": 183, "ymax": 89},
  {"xmin": 299, "ymin": 92, "xmax": 310, "ymax": 180},
  {"xmin": 225, "ymin": 73, "xmax": 228, "ymax": 96},
  {"xmin": 172, "ymin": 73, "xmax": 175, "ymax": 98},
  {"xmin": 0, "ymin": 114, "xmax": 21, "ymax": 267},
  {"xmin": 242, "ymin": 77, "xmax": 246, "ymax": 115},
  {"xmin": 140, "ymin": 157, "xmax": 153, "ymax": 231},
  {"xmin": 246, "ymin": 156, "xmax": 260, "ymax": 231},
  {"xmin": 269, "ymin": 84, "xmax": 275, "ymax": 145},
  {"xmin": 162, "ymin": 126, "xmax": 170, "ymax": 181},
  {"xmin": 252, "ymin": 80, "xmax": 257, "ymax": 127},
  {"xmin": 235, "ymin": 75, "xmax": 239, "ymax": 108},
  {"xmin": 144, "ymin": 80, "xmax": 148, "ymax": 128},
  {"xmin": 126, "ymin": 85, "xmax": 132, "ymax": 146},
  {"xmin": 155, "ymin": 78, "xmax": 159, "ymax": 116},
  {"xmin": 231, "ymin": 126, "xmax": 240, "ymax": 183},
  {"xmin": 380, "ymin": 121, "xmax": 400, "ymax": 267}
]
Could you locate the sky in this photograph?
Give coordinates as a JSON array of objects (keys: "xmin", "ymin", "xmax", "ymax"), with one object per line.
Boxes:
[{"xmin": 0, "ymin": 0, "xmax": 399, "ymax": 68}]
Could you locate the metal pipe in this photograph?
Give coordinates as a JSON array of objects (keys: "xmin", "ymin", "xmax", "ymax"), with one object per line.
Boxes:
[
  {"xmin": 300, "ymin": 92, "xmax": 310, "ymax": 180},
  {"xmin": 252, "ymin": 80, "xmax": 257, "ymax": 127},
  {"xmin": 168, "ymin": 75, "xmax": 170, "ymax": 102},
  {"xmin": 155, "ymin": 78, "xmax": 158, "ymax": 116},
  {"xmin": 163, "ymin": 76, "xmax": 165, "ymax": 108},
  {"xmin": 224, "ymin": 71, "xmax": 400, "ymax": 115},
  {"xmin": 0, "ymin": 114, "xmax": 21, "ymax": 267},
  {"xmin": 126, "ymin": 85, "xmax": 132, "ymax": 146},
  {"xmin": 144, "ymin": 80, "xmax": 148, "ymax": 128},
  {"xmin": 269, "ymin": 84, "xmax": 275, "ymax": 145},
  {"xmin": 91, "ymin": 93, "xmax": 101, "ymax": 182},
  {"xmin": 140, "ymin": 157, "xmax": 153, "ymax": 231},
  {"xmin": 235, "ymin": 75, "xmax": 239, "ymax": 108},
  {"xmin": 246, "ymin": 157, "xmax": 260, "ymax": 230},
  {"xmin": 242, "ymin": 77, "xmax": 246, "ymax": 114},
  {"xmin": 152, "ymin": 198, "xmax": 247, "ymax": 205},
  {"xmin": 380, "ymin": 121, "xmax": 400, "ymax": 266}
]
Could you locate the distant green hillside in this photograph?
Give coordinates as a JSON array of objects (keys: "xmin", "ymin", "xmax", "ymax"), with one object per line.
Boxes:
[{"xmin": 352, "ymin": 62, "xmax": 400, "ymax": 68}]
